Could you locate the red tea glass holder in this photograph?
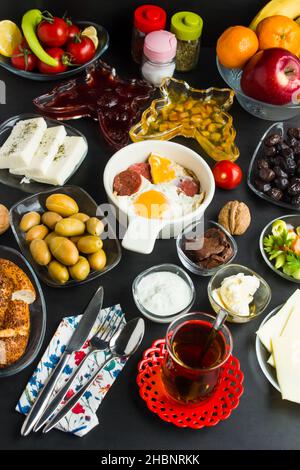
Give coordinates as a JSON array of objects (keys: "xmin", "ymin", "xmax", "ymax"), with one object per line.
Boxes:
[{"xmin": 137, "ymin": 339, "xmax": 244, "ymax": 429}]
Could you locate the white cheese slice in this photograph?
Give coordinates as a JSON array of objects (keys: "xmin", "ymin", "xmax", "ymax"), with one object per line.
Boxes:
[
  {"xmin": 272, "ymin": 337, "xmax": 300, "ymax": 404},
  {"xmin": 269, "ymin": 302, "xmax": 300, "ymax": 366},
  {"xmin": 256, "ymin": 289, "xmax": 300, "ymax": 352},
  {"xmin": 31, "ymin": 136, "xmax": 87, "ymax": 186},
  {"xmin": 0, "ymin": 118, "xmax": 47, "ymax": 169},
  {"xmin": 25, "ymin": 125, "xmax": 67, "ymax": 177}
]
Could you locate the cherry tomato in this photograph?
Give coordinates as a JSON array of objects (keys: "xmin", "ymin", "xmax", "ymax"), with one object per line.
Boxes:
[
  {"xmin": 11, "ymin": 42, "xmax": 37, "ymax": 72},
  {"xmin": 37, "ymin": 16, "xmax": 69, "ymax": 47},
  {"xmin": 212, "ymin": 160, "xmax": 243, "ymax": 190},
  {"xmin": 37, "ymin": 47, "xmax": 70, "ymax": 74},
  {"xmin": 66, "ymin": 35, "xmax": 96, "ymax": 65},
  {"xmin": 67, "ymin": 23, "xmax": 81, "ymax": 42}
]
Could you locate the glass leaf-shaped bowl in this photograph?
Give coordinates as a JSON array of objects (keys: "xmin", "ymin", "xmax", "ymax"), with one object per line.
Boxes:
[{"xmin": 129, "ymin": 77, "xmax": 239, "ymax": 162}]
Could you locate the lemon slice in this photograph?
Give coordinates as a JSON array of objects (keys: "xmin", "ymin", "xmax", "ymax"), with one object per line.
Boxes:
[
  {"xmin": 0, "ymin": 20, "xmax": 22, "ymax": 57},
  {"xmin": 82, "ymin": 26, "xmax": 98, "ymax": 49}
]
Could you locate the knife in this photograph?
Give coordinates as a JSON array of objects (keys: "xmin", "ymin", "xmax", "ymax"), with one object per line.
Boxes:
[{"xmin": 21, "ymin": 285, "xmax": 104, "ymax": 437}]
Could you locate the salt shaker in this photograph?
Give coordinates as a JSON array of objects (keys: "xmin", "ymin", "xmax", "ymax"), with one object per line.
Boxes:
[
  {"xmin": 141, "ymin": 30, "xmax": 177, "ymax": 88},
  {"xmin": 171, "ymin": 11, "xmax": 203, "ymax": 72},
  {"xmin": 131, "ymin": 4, "xmax": 167, "ymax": 64}
]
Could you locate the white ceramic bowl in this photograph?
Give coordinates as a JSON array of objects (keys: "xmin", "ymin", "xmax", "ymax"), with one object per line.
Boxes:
[{"xmin": 103, "ymin": 140, "xmax": 215, "ymax": 254}]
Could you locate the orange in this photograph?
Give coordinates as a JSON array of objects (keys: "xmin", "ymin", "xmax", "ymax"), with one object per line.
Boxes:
[
  {"xmin": 217, "ymin": 25, "xmax": 259, "ymax": 69},
  {"xmin": 257, "ymin": 15, "xmax": 300, "ymax": 56}
]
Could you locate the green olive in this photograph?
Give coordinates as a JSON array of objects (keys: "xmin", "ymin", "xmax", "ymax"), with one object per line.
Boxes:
[
  {"xmin": 19, "ymin": 212, "xmax": 41, "ymax": 232},
  {"xmin": 45, "ymin": 194, "xmax": 79, "ymax": 217},
  {"xmin": 77, "ymin": 235, "xmax": 103, "ymax": 254},
  {"xmin": 25, "ymin": 224, "xmax": 49, "ymax": 243},
  {"xmin": 69, "ymin": 213, "xmax": 90, "ymax": 223},
  {"xmin": 55, "ymin": 218, "xmax": 85, "ymax": 237},
  {"xmin": 69, "ymin": 256, "xmax": 90, "ymax": 281},
  {"xmin": 86, "ymin": 217, "xmax": 104, "ymax": 236},
  {"xmin": 49, "ymin": 236, "xmax": 79, "ymax": 266},
  {"xmin": 48, "ymin": 260, "xmax": 69, "ymax": 284},
  {"xmin": 42, "ymin": 211, "xmax": 63, "ymax": 230},
  {"xmin": 30, "ymin": 239, "xmax": 51, "ymax": 266},
  {"xmin": 44, "ymin": 231, "xmax": 59, "ymax": 246},
  {"xmin": 88, "ymin": 249, "xmax": 106, "ymax": 271}
]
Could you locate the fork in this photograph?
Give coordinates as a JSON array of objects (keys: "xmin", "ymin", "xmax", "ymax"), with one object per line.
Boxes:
[{"xmin": 33, "ymin": 309, "xmax": 123, "ymax": 433}]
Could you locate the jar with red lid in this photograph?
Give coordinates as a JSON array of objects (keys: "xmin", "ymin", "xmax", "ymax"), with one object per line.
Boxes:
[{"xmin": 132, "ymin": 4, "xmax": 167, "ymax": 64}]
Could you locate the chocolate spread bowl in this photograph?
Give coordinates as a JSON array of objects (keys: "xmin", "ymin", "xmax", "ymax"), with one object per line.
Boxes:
[{"xmin": 176, "ymin": 220, "xmax": 237, "ymax": 276}]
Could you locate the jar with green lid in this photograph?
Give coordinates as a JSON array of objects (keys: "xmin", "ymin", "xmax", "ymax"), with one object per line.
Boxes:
[{"xmin": 171, "ymin": 11, "xmax": 203, "ymax": 72}]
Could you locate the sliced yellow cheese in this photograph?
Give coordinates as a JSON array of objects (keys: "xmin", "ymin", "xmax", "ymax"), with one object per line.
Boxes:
[
  {"xmin": 269, "ymin": 302, "xmax": 300, "ymax": 367},
  {"xmin": 272, "ymin": 337, "xmax": 300, "ymax": 404},
  {"xmin": 256, "ymin": 289, "xmax": 300, "ymax": 352}
]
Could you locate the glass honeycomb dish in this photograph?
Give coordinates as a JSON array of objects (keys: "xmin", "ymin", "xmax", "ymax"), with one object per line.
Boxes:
[{"xmin": 129, "ymin": 77, "xmax": 239, "ymax": 162}]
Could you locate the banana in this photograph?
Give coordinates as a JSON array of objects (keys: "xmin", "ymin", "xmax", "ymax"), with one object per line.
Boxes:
[{"xmin": 249, "ymin": 0, "xmax": 300, "ymax": 30}]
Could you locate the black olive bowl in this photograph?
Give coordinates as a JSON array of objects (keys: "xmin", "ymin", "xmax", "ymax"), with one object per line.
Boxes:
[
  {"xmin": 0, "ymin": 21, "xmax": 109, "ymax": 81},
  {"xmin": 248, "ymin": 119, "xmax": 300, "ymax": 212}
]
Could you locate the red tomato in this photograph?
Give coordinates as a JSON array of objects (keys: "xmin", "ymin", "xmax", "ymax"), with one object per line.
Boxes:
[
  {"xmin": 37, "ymin": 16, "xmax": 68, "ymax": 47},
  {"xmin": 11, "ymin": 42, "xmax": 37, "ymax": 72},
  {"xmin": 67, "ymin": 24, "xmax": 81, "ymax": 42},
  {"xmin": 66, "ymin": 35, "xmax": 96, "ymax": 64},
  {"xmin": 37, "ymin": 47, "xmax": 70, "ymax": 74},
  {"xmin": 212, "ymin": 160, "xmax": 243, "ymax": 190}
]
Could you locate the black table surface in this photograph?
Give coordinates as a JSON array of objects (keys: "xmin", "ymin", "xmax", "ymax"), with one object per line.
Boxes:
[{"xmin": 0, "ymin": 45, "xmax": 300, "ymax": 451}]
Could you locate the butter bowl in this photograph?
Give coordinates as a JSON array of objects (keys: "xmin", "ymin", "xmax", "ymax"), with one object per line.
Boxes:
[
  {"xmin": 103, "ymin": 140, "xmax": 215, "ymax": 254},
  {"xmin": 207, "ymin": 264, "xmax": 271, "ymax": 324}
]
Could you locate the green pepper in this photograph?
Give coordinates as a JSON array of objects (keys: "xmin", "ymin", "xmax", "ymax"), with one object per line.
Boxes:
[{"xmin": 21, "ymin": 9, "xmax": 58, "ymax": 67}]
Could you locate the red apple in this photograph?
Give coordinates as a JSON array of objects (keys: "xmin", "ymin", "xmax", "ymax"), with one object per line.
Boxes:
[{"xmin": 241, "ymin": 48, "xmax": 300, "ymax": 105}]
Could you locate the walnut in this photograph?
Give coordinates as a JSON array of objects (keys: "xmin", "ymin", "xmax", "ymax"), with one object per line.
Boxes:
[
  {"xmin": 218, "ymin": 201, "xmax": 251, "ymax": 235},
  {"xmin": 0, "ymin": 204, "xmax": 9, "ymax": 235}
]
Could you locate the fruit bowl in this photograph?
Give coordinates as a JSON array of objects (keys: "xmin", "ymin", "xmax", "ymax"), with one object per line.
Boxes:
[
  {"xmin": 216, "ymin": 57, "xmax": 300, "ymax": 121},
  {"xmin": 0, "ymin": 21, "xmax": 109, "ymax": 81}
]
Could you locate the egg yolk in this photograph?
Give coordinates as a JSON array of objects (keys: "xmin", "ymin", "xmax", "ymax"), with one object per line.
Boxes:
[
  {"xmin": 149, "ymin": 153, "xmax": 175, "ymax": 184},
  {"xmin": 134, "ymin": 190, "xmax": 169, "ymax": 219}
]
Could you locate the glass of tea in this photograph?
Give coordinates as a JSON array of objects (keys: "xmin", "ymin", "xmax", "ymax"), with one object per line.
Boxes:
[{"xmin": 161, "ymin": 312, "xmax": 232, "ymax": 404}]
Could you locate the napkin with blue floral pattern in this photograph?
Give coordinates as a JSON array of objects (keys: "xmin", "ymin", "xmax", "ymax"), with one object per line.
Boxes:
[{"xmin": 16, "ymin": 305, "xmax": 126, "ymax": 437}]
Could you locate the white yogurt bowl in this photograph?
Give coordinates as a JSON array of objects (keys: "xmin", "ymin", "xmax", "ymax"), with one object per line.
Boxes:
[{"xmin": 103, "ymin": 140, "xmax": 215, "ymax": 254}]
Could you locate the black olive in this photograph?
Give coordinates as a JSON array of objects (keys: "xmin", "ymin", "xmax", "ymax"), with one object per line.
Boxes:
[
  {"xmin": 288, "ymin": 182, "xmax": 300, "ymax": 196},
  {"xmin": 288, "ymin": 136, "xmax": 298, "ymax": 148},
  {"xmin": 263, "ymin": 145, "xmax": 276, "ymax": 157},
  {"xmin": 274, "ymin": 177, "xmax": 289, "ymax": 190},
  {"xmin": 293, "ymin": 141, "xmax": 300, "ymax": 156},
  {"xmin": 296, "ymin": 167, "xmax": 300, "ymax": 177},
  {"xmin": 288, "ymin": 128, "xmax": 300, "ymax": 140},
  {"xmin": 273, "ymin": 166, "xmax": 288, "ymax": 178},
  {"xmin": 272, "ymin": 156, "xmax": 286, "ymax": 168},
  {"xmin": 285, "ymin": 157, "xmax": 296, "ymax": 175},
  {"xmin": 281, "ymin": 146, "xmax": 294, "ymax": 158},
  {"xmin": 257, "ymin": 158, "xmax": 269, "ymax": 170},
  {"xmin": 291, "ymin": 195, "xmax": 300, "ymax": 207},
  {"xmin": 254, "ymin": 179, "xmax": 272, "ymax": 193},
  {"xmin": 258, "ymin": 167, "xmax": 276, "ymax": 182},
  {"xmin": 264, "ymin": 134, "xmax": 282, "ymax": 147},
  {"xmin": 267, "ymin": 187, "xmax": 284, "ymax": 201},
  {"xmin": 283, "ymin": 193, "xmax": 292, "ymax": 204}
]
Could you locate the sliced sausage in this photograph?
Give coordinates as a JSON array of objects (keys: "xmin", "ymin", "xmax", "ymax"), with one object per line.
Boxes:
[
  {"xmin": 178, "ymin": 178, "xmax": 200, "ymax": 197},
  {"xmin": 128, "ymin": 163, "xmax": 152, "ymax": 181},
  {"xmin": 113, "ymin": 170, "xmax": 142, "ymax": 196}
]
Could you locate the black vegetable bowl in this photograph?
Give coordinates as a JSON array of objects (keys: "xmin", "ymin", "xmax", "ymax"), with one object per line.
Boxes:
[
  {"xmin": 0, "ymin": 21, "xmax": 109, "ymax": 81},
  {"xmin": 248, "ymin": 119, "xmax": 300, "ymax": 212}
]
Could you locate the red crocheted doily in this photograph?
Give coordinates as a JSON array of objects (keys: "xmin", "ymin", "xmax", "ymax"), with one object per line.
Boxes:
[{"xmin": 137, "ymin": 338, "xmax": 244, "ymax": 429}]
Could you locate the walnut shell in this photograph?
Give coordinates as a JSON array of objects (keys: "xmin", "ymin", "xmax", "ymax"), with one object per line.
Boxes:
[
  {"xmin": 0, "ymin": 204, "xmax": 9, "ymax": 235},
  {"xmin": 218, "ymin": 200, "xmax": 251, "ymax": 235}
]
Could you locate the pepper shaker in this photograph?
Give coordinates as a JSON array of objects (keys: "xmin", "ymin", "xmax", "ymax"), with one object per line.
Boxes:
[
  {"xmin": 171, "ymin": 11, "xmax": 203, "ymax": 72},
  {"xmin": 141, "ymin": 30, "xmax": 177, "ymax": 88},
  {"xmin": 131, "ymin": 4, "xmax": 167, "ymax": 64}
]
